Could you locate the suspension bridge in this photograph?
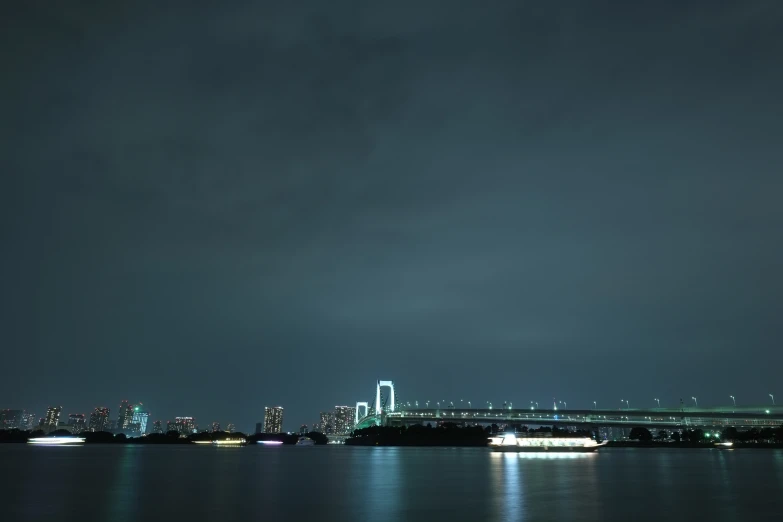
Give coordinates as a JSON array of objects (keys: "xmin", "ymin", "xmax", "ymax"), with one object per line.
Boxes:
[{"xmin": 354, "ymin": 380, "xmax": 783, "ymax": 430}]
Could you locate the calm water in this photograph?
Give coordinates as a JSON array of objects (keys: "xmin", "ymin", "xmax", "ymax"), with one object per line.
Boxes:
[{"xmin": 2, "ymin": 445, "xmax": 782, "ymax": 521}]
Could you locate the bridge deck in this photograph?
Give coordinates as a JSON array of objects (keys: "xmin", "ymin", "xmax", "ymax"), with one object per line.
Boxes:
[{"xmin": 356, "ymin": 407, "xmax": 783, "ymax": 429}]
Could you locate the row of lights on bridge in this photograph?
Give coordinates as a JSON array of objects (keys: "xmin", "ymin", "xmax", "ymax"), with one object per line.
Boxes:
[{"xmin": 392, "ymin": 394, "xmax": 775, "ymax": 411}]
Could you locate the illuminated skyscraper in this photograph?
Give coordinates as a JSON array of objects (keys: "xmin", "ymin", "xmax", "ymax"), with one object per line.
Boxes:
[
  {"xmin": 67, "ymin": 413, "xmax": 86, "ymax": 434},
  {"xmin": 152, "ymin": 420, "xmax": 162, "ymax": 434},
  {"xmin": 170, "ymin": 417, "xmax": 195, "ymax": 436},
  {"xmin": 211, "ymin": 422, "xmax": 221, "ymax": 432},
  {"xmin": 89, "ymin": 407, "xmax": 111, "ymax": 432},
  {"xmin": 263, "ymin": 407, "xmax": 284, "ymax": 434},
  {"xmin": 21, "ymin": 411, "xmax": 37, "ymax": 431},
  {"xmin": 318, "ymin": 411, "xmax": 334, "ymax": 434},
  {"xmin": 226, "ymin": 423, "xmax": 236, "ymax": 434},
  {"xmin": 117, "ymin": 400, "xmax": 133, "ymax": 431},
  {"xmin": 131, "ymin": 405, "xmax": 149, "ymax": 436},
  {"xmin": 300, "ymin": 424, "xmax": 308, "ymax": 435},
  {"xmin": 43, "ymin": 406, "xmax": 62, "ymax": 433},
  {"xmin": 333, "ymin": 406, "xmax": 353, "ymax": 435}
]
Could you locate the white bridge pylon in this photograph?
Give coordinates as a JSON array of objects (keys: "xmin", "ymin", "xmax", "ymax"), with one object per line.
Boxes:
[
  {"xmin": 355, "ymin": 402, "xmax": 368, "ymax": 424},
  {"xmin": 376, "ymin": 380, "xmax": 395, "ymax": 415}
]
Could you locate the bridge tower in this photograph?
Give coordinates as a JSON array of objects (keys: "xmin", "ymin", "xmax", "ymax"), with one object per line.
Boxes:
[
  {"xmin": 355, "ymin": 402, "xmax": 368, "ymax": 424},
  {"xmin": 376, "ymin": 380, "xmax": 395, "ymax": 415}
]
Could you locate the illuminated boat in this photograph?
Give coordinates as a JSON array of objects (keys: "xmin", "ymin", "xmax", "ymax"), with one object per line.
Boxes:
[
  {"xmin": 489, "ymin": 433, "xmax": 607, "ymax": 452},
  {"xmin": 194, "ymin": 438, "xmax": 247, "ymax": 446},
  {"xmin": 296, "ymin": 436, "xmax": 315, "ymax": 446},
  {"xmin": 28, "ymin": 436, "xmax": 85, "ymax": 446}
]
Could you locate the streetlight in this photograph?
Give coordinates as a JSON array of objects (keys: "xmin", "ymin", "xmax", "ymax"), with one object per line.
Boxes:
[
  {"xmin": 692, "ymin": 397, "xmax": 698, "ymax": 407},
  {"xmin": 730, "ymin": 396, "xmax": 735, "ymax": 407},
  {"xmin": 468, "ymin": 401, "xmax": 471, "ymax": 408},
  {"xmin": 426, "ymin": 401, "xmax": 430, "ymax": 408},
  {"xmin": 553, "ymin": 398, "xmax": 558, "ymax": 411},
  {"xmin": 654, "ymin": 398, "xmax": 660, "ymax": 408},
  {"xmin": 593, "ymin": 401, "xmax": 597, "ymax": 410},
  {"xmin": 770, "ymin": 394, "xmax": 775, "ymax": 406}
]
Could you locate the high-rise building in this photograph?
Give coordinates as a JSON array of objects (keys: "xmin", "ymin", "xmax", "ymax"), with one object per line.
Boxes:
[
  {"xmin": 318, "ymin": 411, "xmax": 334, "ymax": 434},
  {"xmin": 67, "ymin": 414, "xmax": 86, "ymax": 434},
  {"xmin": 0, "ymin": 410, "xmax": 23, "ymax": 430},
  {"xmin": 117, "ymin": 400, "xmax": 133, "ymax": 431},
  {"xmin": 333, "ymin": 406, "xmax": 353, "ymax": 435},
  {"xmin": 43, "ymin": 406, "xmax": 62, "ymax": 433},
  {"xmin": 226, "ymin": 423, "xmax": 236, "ymax": 434},
  {"xmin": 211, "ymin": 422, "xmax": 221, "ymax": 433},
  {"xmin": 169, "ymin": 417, "xmax": 195, "ymax": 436},
  {"xmin": 299, "ymin": 424, "xmax": 308, "ymax": 435},
  {"xmin": 89, "ymin": 407, "xmax": 111, "ymax": 432},
  {"xmin": 21, "ymin": 411, "xmax": 36, "ymax": 431},
  {"xmin": 263, "ymin": 407, "xmax": 284, "ymax": 434},
  {"xmin": 255, "ymin": 422, "xmax": 263, "ymax": 435},
  {"xmin": 131, "ymin": 405, "xmax": 149, "ymax": 436},
  {"xmin": 152, "ymin": 420, "xmax": 162, "ymax": 434}
]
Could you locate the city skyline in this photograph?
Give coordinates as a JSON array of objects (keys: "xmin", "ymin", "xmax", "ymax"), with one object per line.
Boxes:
[{"xmin": 3, "ymin": 386, "xmax": 779, "ymax": 436}]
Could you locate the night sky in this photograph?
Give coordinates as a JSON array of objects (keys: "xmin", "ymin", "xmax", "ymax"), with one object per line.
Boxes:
[{"xmin": 2, "ymin": 2, "xmax": 782, "ymax": 432}]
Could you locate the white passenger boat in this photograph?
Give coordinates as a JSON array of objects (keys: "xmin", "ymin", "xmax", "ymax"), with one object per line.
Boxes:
[
  {"xmin": 489, "ymin": 433, "xmax": 607, "ymax": 452},
  {"xmin": 296, "ymin": 436, "xmax": 315, "ymax": 446},
  {"xmin": 28, "ymin": 436, "xmax": 85, "ymax": 445}
]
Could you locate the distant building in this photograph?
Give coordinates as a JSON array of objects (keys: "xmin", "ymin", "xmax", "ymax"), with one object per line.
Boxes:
[
  {"xmin": 255, "ymin": 422, "xmax": 263, "ymax": 435},
  {"xmin": 333, "ymin": 406, "xmax": 353, "ymax": 435},
  {"xmin": 300, "ymin": 424, "xmax": 308, "ymax": 435},
  {"xmin": 0, "ymin": 410, "xmax": 23, "ymax": 430},
  {"xmin": 211, "ymin": 422, "xmax": 221, "ymax": 433},
  {"xmin": 21, "ymin": 411, "xmax": 36, "ymax": 431},
  {"xmin": 117, "ymin": 400, "xmax": 133, "ymax": 432},
  {"xmin": 318, "ymin": 412, "xmax": 334, "ymax": 434},
  {"xmin": 263, "ymin": 407, "xmax": 284, "ymax": 434},
  {"xmin": 226, "ymin": 423, "xmax": 236, "ymax": 434},
  {"xmin": 67, "ymin": 414, "xmax": 86, "ymax": 434},
  {"xmin": 152, "ymin": 420, "xmax": 163, "ymax": 434},
  {"xmin": 43, "ymin": 406, "xmax": 62, "ymax": 433},
  {"xmin": 89, "ymin": 407, "xmax": 111, "ymax": 432},
  {"xmin": 169, "ymin": 417, "xmax": 195, "ymax": 436},
  {"xmin": 131, "ymin": 405, "xmax": 150, "ymax": 436}
]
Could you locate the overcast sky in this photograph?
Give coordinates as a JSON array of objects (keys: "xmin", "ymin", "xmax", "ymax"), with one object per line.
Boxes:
[{"xmin": 2, "ymin": 1, "xmax": 782, "ymax": 432}]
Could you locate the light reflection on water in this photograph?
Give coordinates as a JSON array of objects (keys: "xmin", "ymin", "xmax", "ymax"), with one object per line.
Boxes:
[
  {"xmin": 489, "ymin": 451, "xmax": 596, "ymax": 460},
  {"xmin": 3, "ymin": 446, "xmax": 783, "ymax": 522},
  {"xmin": 107, "ymin": 446, "xmax": 141, "ymax": 522}
]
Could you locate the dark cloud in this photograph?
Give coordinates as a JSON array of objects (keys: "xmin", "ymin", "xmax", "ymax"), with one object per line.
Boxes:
[{"xmin": 2, "ymin": 1, "xmax": 782, "ymax": 429}]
